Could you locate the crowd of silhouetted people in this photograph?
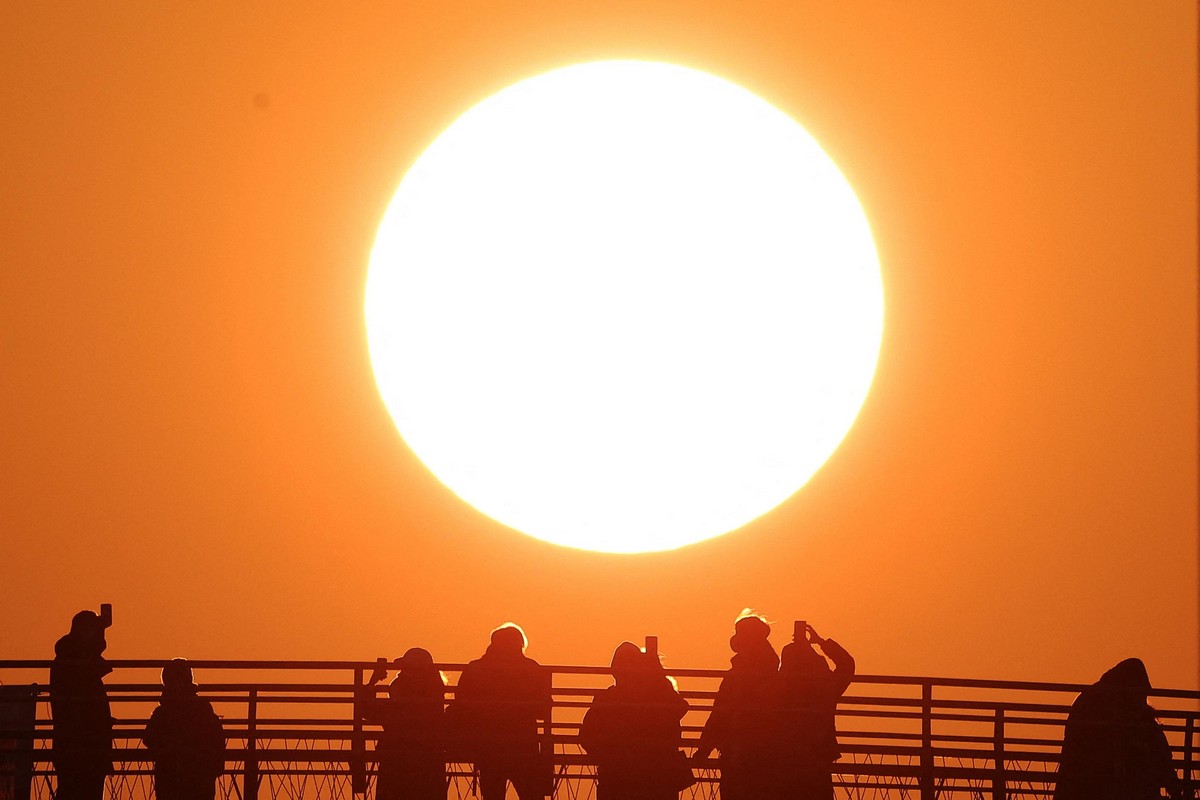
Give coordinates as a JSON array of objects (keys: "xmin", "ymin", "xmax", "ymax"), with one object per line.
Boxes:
[{"xmin": 46, "ymin": 607, "xmax": 1185, "ymax": 800}]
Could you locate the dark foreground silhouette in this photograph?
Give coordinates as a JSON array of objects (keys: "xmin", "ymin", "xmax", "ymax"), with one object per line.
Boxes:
[
  {"xmin": 143, "ymin": 659, "xmax": 225, "ymax": 800},
  {"xmin": 1054, "ymin": 658, "xmax": 1183, "ymax": 800},
  {"xmin": 695, "ymin": 613, "xmax": 780, "ymax": 800},
  {"xmin": 776, "ymin": 623, "xmax": 855, "ymax": 800},
  {"xmin": 580, "ymin": 640, "xmax": 694, "ymax": 800},
  {"xmin": 50, "ymin": 607, "xmax": 114, "ymax": 800},
  {"xmin": 447, "ymin": 624, "xmax": 552, "ymax": 800},
  {"xmin": 357, "ymin": 649, "xmax": 446, "ymax": 800}
]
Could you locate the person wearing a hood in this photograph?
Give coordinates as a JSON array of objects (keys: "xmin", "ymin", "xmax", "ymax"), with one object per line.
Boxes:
[
  {"xmin": 1053, "ymin": 658, "xmax": 1182, "ymax": 800},
  {"xmin": 143, "ymin": 659, "xmax": 225, "ymax": 800},
  {"xmin": 50, "ymin": 609, "xmax": 114, "ymax": 800},
  {"xmin": 774, "ymin": 623, "xmax": 854, "ymax": 800},
  {"xmin": 450, "ymin": 624, "xmax": 552, "ymax": 800},
  {"xmin": 579, "ymin": 641, "xmax": 693, "ymax": 799},
  {"xmin": 357, "ymin": 648, "xmax": 446, "ymax": 800},
  {"xmin": 694, "ymin": 612, "xmax": 781, "ymax": 800}
]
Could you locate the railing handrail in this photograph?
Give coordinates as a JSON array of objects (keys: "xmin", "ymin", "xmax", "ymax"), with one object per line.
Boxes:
[{"xmin": 4, "ymin": 659, "xmax": 1197, "ymax": 699}]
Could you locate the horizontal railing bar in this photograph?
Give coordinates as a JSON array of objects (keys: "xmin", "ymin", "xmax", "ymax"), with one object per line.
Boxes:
[{"xmin": 4, "ymin": 660, "xmax": 1195, "ymax": 698}]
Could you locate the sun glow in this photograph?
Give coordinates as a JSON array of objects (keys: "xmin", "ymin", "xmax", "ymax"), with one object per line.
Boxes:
[{"xmin": 366, "ymin": 61, "xmax": 883, "ymax": 554}]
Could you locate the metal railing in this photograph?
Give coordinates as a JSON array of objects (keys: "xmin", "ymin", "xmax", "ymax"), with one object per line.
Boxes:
[{"xmin": 1, "ymin": 659, "xmax": 1196, "ymax": 800}]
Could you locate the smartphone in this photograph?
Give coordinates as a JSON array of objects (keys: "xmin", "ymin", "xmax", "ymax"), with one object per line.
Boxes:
[
  {"xmin": 644, "ymin": 635, "xmax": 658, "ymax": 659},
  {"xmin": 794, "ymin": 620, "xmax": 806, "ymax": 643},
  {"xmin": 99, "ymin": 604, "xmax": 113, "ymax": 628}
]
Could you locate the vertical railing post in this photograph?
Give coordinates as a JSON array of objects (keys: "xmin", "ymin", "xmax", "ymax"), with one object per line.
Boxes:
[
  {"xmin": 920, "ymin": 681, "xmax": 935, "ymax": 800},
  {"xmin": 541, "ymin": 666, "xmax": 555, "ymax": 799},
  {"xmin": 1183, "ymin": 714, "xmax": 1195, "ymax": 800},
  {"xmin": 992, "ymin": 708, "xmax": 1006, "ymax": 800},
  {"xmin": 352, "ymin": 668, "xmax": 366, "ymax": 796},
  {"xmin": 243, "ymin": 689, "xmax": 259, "ymax": 800}
]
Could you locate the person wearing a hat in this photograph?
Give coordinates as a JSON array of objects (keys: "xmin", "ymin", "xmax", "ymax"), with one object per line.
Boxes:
[
  {"xmin": 357, "ymin": 648, "xmax": 446, "ymax": 800},
  {"xmin": 694, "ymin": 612, "xmax": 781, "ymax": 800},
  {"xmin": 50, "ymin": 609, "xmax": 115, "ymax": 800},
  {"xmin": 143, "ymin": 659, "xmax": 225, "ymax": 800}
]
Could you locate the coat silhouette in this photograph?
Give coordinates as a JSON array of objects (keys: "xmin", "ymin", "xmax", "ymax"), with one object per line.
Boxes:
[
  {"xmin": 579, "ymin": 642, "xmax": 693, "ymax": 800},
  {"xmin": 774, "ymin": 625, "xmax": 854, "ymax": 800},
  {"xmin": 1053, "ymin": 658, "xmax": 1181, "ymax": 800},
  {"xmin": 50, "ymin": 611, "xmax": 114, "ymax": 800},
  {"xmin": 357, "ymin": 649, "xmax": 446, "ymax": 800},
  {"xmin": 695, "ymin": 615, "xmax": 780, "ymax": 800},
  {"xmin": 450, "ymin": 625, "xmax": 552, "ymax": 800},
  {"xmin": 143, "ymin": 660, "xmax": 225, "ymax": 800}
]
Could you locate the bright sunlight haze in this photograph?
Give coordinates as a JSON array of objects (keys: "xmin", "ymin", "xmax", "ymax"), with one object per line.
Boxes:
[{"xmin": 365, "ymin": 61, "xmax": 884, "ymax": 553}]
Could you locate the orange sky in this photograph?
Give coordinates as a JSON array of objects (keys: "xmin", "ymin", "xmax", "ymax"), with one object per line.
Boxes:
[{"xmin": 2, "ymin": 2, "xmax": 1197, "ymax": 689}]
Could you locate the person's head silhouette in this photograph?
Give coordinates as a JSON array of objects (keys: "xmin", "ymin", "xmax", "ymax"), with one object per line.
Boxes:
[
  {"xmin": 487, "ymin": 623, "xmax": 528, "ymax": 658},
  {"xmin": 159, "ymin": 657, "xmax": 199, "ymax": 700},
  {"xmin": 780, "ymin": 640, "xmax": 829, "ymax": 676},
  {"xmin": 730, "ymin": 613, "xmax": 770, "ymax": 653},
  {"xmin": 391, "ymin": 647, "xmax": 445, "ymax": 697},
  {"xmin": 1095, "ymin": 657, "xmax": 1154, "ymax": 708},
  {"xmin": 729, "ymin": 612, "xmax": 778, "ymax": 670},
  {"xmin": 161, "ymin": 658, "xmax": 197, "ymax": 696},
  {"xmin": 66, "ymin": 610, "xmax": 108, "ymax": 655},
  {"xmin": 609, "ymin": 641, "xmax": 643, "ymax": 684}
]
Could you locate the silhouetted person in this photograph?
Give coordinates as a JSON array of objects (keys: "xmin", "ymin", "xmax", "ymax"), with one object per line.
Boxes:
[
  {"xmin": 775, "ymin": 623, "xmax": 854, "ymax": 800},
  {"xmin": 357, "ymin": 649, "xmax": 446, "ymax": 800},
  {"xmin": 50, "ymin": 608, "xmax": 114, "ymax": 800},
  {"xmin": 1054, "ymin": 658, "xmax": 1182, "ymax": 800},
  {"xmin": 143, "ymin": 659, "xmax": 225, "ymax": 800},
  {"xmin": 579, "ymin": 642, "xmax": 693, "ymax": 800},
  {"xmin": 694, "ymin": 613, "xmax": 780, "ymax": 800},
  {"xmin": 451, "ymin": 624, "xmax": 552, "ymax": 800}
]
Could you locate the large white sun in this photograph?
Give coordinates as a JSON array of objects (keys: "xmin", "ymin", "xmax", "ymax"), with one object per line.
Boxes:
[{"xmin": 366, "ymin": 60, "xmax": 883, "ymax": 554}]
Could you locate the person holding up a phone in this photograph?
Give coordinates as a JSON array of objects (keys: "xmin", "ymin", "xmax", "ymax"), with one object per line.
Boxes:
[{"xmin": 50, "ymin": 605, "xmax": 114, "ymax": 800}]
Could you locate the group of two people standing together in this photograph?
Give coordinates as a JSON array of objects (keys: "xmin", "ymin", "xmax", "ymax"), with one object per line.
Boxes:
[
  {"xmin": 50, "ymin": 609, "xmax": 224, "ymax": 800},
  {"xmin": 364, "ymin": 615, "xmax": 854, "ymax": 800}
]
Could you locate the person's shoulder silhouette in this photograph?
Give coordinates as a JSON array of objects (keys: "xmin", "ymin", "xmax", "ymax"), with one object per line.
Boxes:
[
  {"xmin": 366, "ymin": 648, "xmax": 445, "ymax": 747},
  {"xmin": 457, "ymin": 624, "xmax": 546, "ymax": 707},
  {"xmin": 778, "ymin": 623, "xmax": 854, "ymax": 699},
  {"xmin": 51, "ymin": 610, "xmax": 112, "ymax": 693}
]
